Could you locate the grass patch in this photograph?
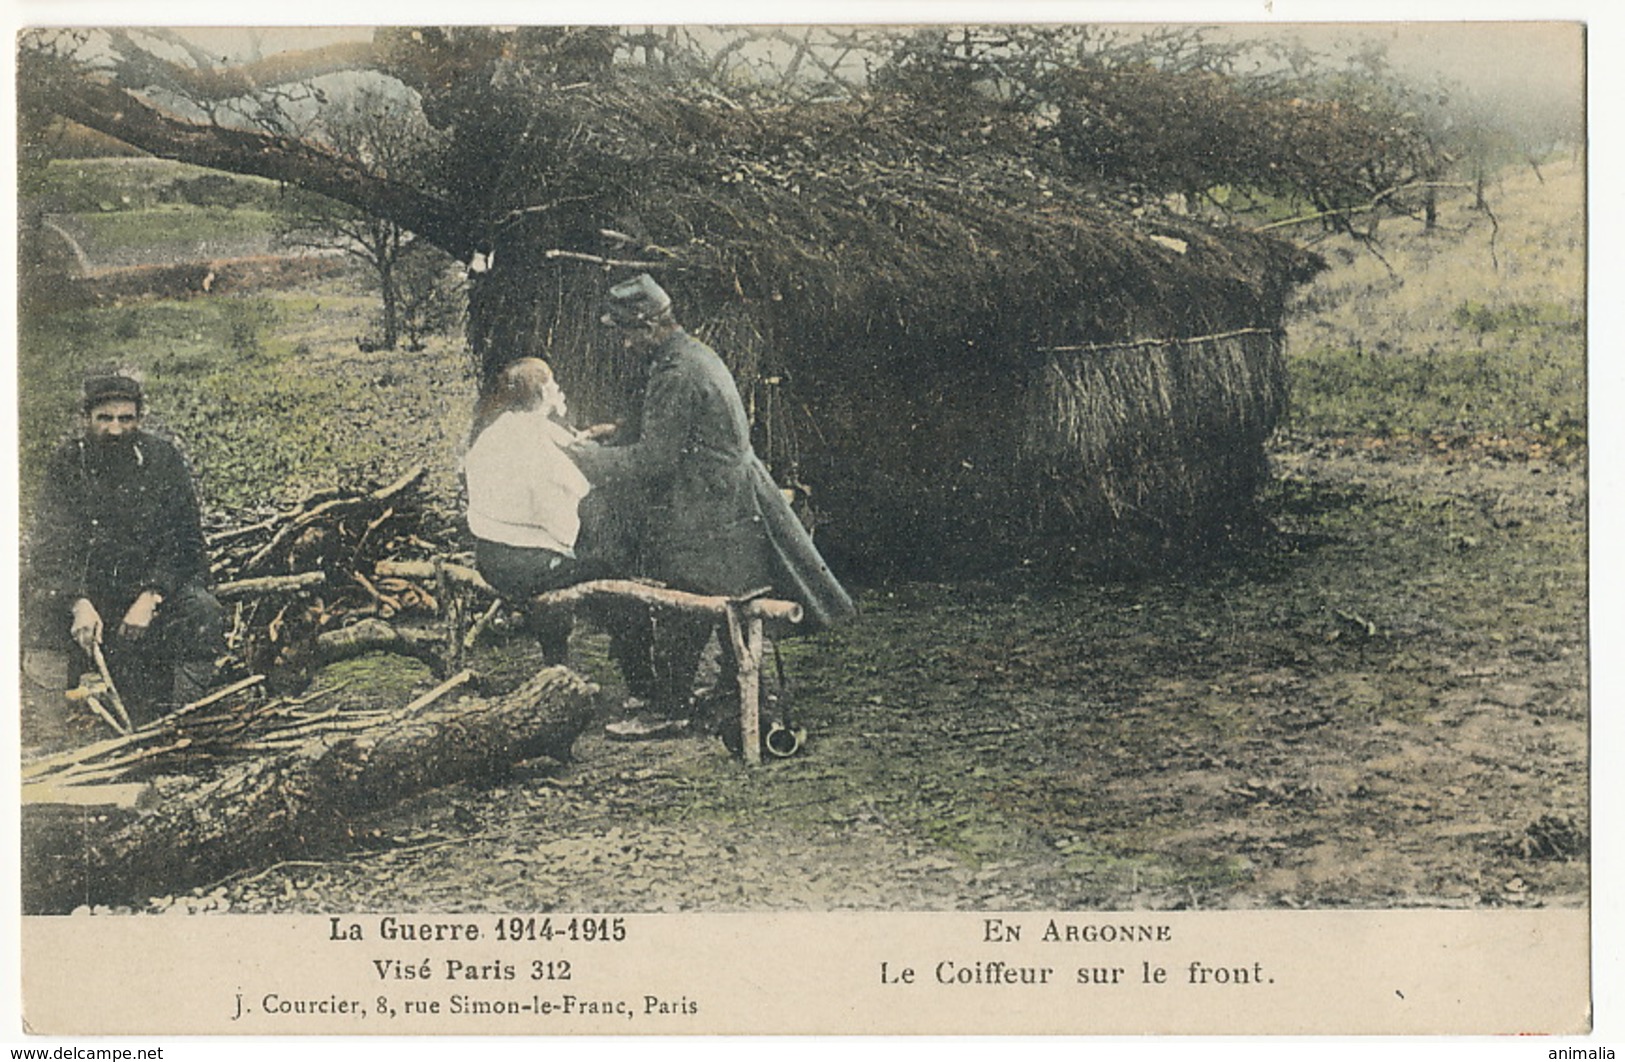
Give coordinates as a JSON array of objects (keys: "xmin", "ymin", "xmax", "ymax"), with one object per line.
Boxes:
[
  {"xmin": 18, "ymin": 293, "xmax": 393, "ymax": 514},
  {"xmin": 314, "ymin": 653, "xmax": 437, "ymax": 712},
  {"xmin": 1285, "ymin": 325, "xmax": 1585, "ymax": 439},
  {"xmin": 35, "ymin": 157, "xmax": 283, "ymax": 214},
  {"xmin": 1284, "ymin": 158, "xmax": 1585, "ymax": 445},
  {"xmin": 1449, "ymin": 299, "xmax": 1580, "ymax": 337},
  {"xmin": 72, "ymin": 205, "xmax": 282, "ymax": 256}
]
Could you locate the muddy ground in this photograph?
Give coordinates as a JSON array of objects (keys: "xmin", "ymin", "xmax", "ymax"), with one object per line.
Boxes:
[{"xmin": 149, "ymin": 436, "xmax": 1585, "ymax": 916}]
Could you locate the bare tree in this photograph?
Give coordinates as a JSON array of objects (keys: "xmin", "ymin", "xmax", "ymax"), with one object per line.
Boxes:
[
  {"xmin": 276, "ymin": 85, "xmax": 445, "ymax": 350},
  {"xmin": 394, "ymin": 242, "xmax": 466, "ymax": 352}
]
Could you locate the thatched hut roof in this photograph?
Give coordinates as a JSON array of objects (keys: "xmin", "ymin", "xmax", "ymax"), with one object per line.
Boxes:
[{"xmin": 480, "ymin": 81, "xmax": 1320, "ymax": 349}]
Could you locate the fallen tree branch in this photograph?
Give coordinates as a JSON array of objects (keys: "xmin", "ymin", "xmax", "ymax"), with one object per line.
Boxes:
[
  {"xmin": 71, "ymin": 690, "xmax": 130, "ymax": 737},
  {"xmin": 24, "ymin": 675, "xmax": 271, "ymax": 787},
  {"xmin": 400, "ymin": 669, "xmax": 476, "ymax": 715},
  {"xmin": 315, "ymin": 618, "xmax": 447, "ymax": 668},
  {"xmin": 214, "ymin": 571, "xmax": 327, "ymax": 598},
  {"xmin": 464, "ymin": 599, "xmax": 504, "ymax": 650},
  {"xmin": 352, "ymin": 570, "xmax": 403, "ymax": 615},
  {"xmin": 374, "ymin": 558, "xmax": 496, "ymax": 596},
  {"xmin": 1251, "ymin": 180, "xmax": 1474, "ymax": 233},
  {"xmin": 206, "ymin": 515, "xmax": 283, "ymax": 547},
  {"xmin": 33, "ymin": 740, "xmax": 194, "ymax": 788},
  {"xmin": 541, "ymin": 248, "xmax": 670, "ymax": 269},
  {"xmin": 168, "ymin": 675, "xmax": 269, "ymax": 722}
]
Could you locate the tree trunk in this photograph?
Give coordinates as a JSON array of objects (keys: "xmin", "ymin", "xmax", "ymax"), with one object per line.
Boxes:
[
  {"xmin": 467, "ymin": 252, "xmax": 558, "ymax": 383},
  {"xmin": 380, "ymin": 256, "xmax": 400, "ymax": 350},
  {"xmin": 21, "ymin": 665, "xmax": 598, "ymax": 913}
]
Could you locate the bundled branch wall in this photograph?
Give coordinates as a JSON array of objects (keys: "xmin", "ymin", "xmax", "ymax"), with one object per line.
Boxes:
[{"xmin": 1023, "ymin": 329, "xmax": 1288, "ymax": 565}]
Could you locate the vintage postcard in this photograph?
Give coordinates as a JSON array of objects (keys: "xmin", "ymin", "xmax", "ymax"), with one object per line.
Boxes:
[{"xmin": 6, "ymin": 9, "xmax": 1606, "ymax": 1050}]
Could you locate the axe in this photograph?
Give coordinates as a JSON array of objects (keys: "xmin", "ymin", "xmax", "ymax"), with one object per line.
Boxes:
[
  {"xmin": 65, "ymin": 672, "xmax": 130, "ymax": 736},
  {"xmin": 88, "ymin": 642, "xmax": 135, "ymax": 733}
]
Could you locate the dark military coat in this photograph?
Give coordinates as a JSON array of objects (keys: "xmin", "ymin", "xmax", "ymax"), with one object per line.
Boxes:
[
  {"xmin": 572, "ymin": 329, "xmax": 855, "ymax": 630},
  {"xmin": 24, "ymin": 429, "xmax": 211, "ymax": 640}
]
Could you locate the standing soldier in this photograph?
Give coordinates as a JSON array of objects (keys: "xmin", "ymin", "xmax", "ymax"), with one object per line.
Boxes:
[{"xmin": 569, "ymin": 274, "xmax": 856, "ymax": 740}]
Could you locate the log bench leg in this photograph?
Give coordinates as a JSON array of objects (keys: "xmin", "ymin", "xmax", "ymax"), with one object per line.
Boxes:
[
  {"xmin": 529, "ymin": 581, "xmax": 804, "ymax": 765},
  {"xmin": 436, "ymin": 560, "xmax": 466, "ymax": 674},
  {"xmin": 722, "ymin": 602, "xmax": 765, "ymax": 766}
]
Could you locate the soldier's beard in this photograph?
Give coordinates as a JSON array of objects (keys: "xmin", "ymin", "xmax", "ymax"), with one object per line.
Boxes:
[{"xmin": 90, "ymin": 433, "xmax": 137, "ymax": 452}]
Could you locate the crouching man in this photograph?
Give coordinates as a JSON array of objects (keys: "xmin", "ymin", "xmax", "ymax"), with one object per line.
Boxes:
[{"xmin": 21, "ymin": 372, "xmax": 224, "ymax": 742}]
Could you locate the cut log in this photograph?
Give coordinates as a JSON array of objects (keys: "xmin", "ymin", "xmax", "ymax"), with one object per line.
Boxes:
[
  {"xmin": 374, "ymin": 558, "xmax": 496, "ymax": 596},
  {"xmin": 315, "ymin": 617, "xmax": 447, "ymax": 668},
  {"xmin": 21, "ymin": 665, "xmax": 599, "ymax": 913},
  {"xmin": 22, "ymin": 780, "xmax": 156, "ymax": 810}
]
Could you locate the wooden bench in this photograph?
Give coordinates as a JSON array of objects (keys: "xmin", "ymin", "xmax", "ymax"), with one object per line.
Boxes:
[{"xmin": 372, "ymin": 562, "xmax": 804, "ymax": 765}]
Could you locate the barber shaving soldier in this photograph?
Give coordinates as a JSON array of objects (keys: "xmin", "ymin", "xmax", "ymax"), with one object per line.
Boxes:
[{"xmin": 568, "ymin": 274, "xmax": 856, "ymax": 741}]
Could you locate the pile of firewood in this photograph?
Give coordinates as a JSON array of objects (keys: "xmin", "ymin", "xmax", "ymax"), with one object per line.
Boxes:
[
  {"xmin": 205, "ymin": 466, "xmax": 497, "ymax": 690},
  {"xmin": 21, "ymin": 664, "xmax": 598, "ymax": 913},
  {"xmin": 20, "ymin": 459, "xmax": 816, "ymax": 909}
]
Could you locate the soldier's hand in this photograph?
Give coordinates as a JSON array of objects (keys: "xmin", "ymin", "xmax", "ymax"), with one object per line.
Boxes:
[
  {"xmin": 70, "ymin": 598, "xmax": 103, "ymax": 653},
  {"xmin": 120, "ymin": 591, "xmax": 162, "ymax": 641},
  {"xmin": 580, "ymin": 422, "xmax": 620, "ymax": 441}
]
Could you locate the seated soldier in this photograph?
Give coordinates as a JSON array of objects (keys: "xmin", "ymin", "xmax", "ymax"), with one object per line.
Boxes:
[
  {"xmin": 461, "ymin": 356, "xmax": 596, "ymax": 664},
  {"xmin": 21, "ymin": 372, "xmax": 224, "ymax": 740}
]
